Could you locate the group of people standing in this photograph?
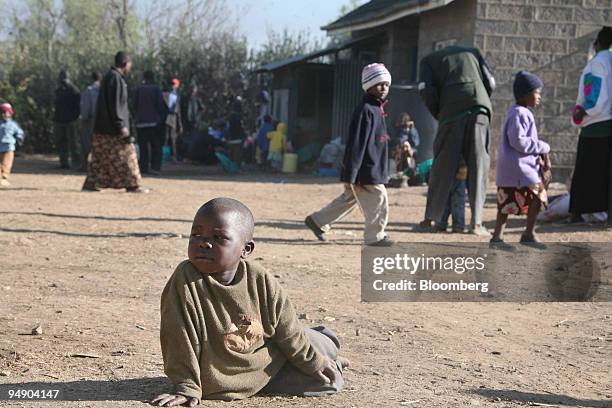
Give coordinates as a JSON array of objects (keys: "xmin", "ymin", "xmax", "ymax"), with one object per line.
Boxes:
[
  {"xmin": 1, "ymin": 27, "xmax": 610, "ymax": 242},
  {"xmin": 50, "ymin": 52, "xmax": 200, "ymax": 193},
  {"xmin": 306, "ymin": 25, "xmax": 611, "ymax": 247}
]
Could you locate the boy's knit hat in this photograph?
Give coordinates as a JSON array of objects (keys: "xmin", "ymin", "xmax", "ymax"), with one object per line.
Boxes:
[
  {"xmin": 0, "ymin": 103, "xmax": 14, "ymax": 116},
  {"xmin": 362, "ymin": 63, "xmax": 392, "ymax": 92},
  {"xmin": 513, "ymin": 71, "xmax": 543, "ymax": 100}
]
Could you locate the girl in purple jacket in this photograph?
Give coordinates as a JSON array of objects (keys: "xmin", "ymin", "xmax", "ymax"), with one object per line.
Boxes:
[{"xmin": 491, "ymin": 71, "xmax": 551, "ymax": 249}]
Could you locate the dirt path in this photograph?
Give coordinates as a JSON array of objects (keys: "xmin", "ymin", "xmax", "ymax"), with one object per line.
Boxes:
[{"xmin": 1, "ymin": 156, "xmax": 610, "ymax": 407}]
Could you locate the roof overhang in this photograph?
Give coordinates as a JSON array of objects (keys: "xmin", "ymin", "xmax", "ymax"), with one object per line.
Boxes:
[
  {"xmin": 254, "ymin": 34, "xmax": 379, "ymax": 73},
  {"xmin": 322, "ymin": 0, "xmax": 455, "ymax": 36}
]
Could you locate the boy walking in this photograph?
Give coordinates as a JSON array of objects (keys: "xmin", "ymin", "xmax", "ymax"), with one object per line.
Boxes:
[
  {"xmin": 152, "ymin": 198, "xmax": 346, "ymax": 406},
  {"xmin": 305, "ymin": 63, "xmax": 393, "ymax": 246}
]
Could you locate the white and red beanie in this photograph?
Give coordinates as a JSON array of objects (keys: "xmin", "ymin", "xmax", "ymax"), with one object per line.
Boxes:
[{"xmin": 361, "ymin": 63, "xmax": 391, "ymax": 92}]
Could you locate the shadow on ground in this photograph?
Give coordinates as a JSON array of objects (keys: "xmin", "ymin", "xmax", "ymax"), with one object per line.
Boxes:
[
  {"xmin": 0, "ymin": 377, "xmax": 170, "ymax": 402},
  {"xmin": 0, "ymin": 227, "xmax": 182, "ymax": 239},
  {"xmin": 0, "ymin": 211, "xmax": 190, "ymax": 224},
  {"xmin": 469, "ymin": 388, "xmax": 611, "ymax": 408},
  {"xmin": 12, "ymin": 155, "xmax": 339, "ymax": 186}
]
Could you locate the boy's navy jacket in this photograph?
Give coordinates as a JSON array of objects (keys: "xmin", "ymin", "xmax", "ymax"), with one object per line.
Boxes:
[{"xmin": 340, "ymin": 94, "xmax": 390, "ymax": 185}]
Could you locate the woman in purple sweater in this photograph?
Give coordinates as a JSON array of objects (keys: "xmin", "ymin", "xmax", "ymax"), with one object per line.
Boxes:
[{"xmin": 491, "ymin": 71, "xmax": 551, "ymax": 249}]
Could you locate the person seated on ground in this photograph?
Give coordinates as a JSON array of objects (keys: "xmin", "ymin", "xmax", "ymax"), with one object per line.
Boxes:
[
  {"xmin": 393, "ymin": 140, "xmax": 415, "ymax": 174},
  {"xmin": 185, "ymin": 125, "xmax": 222, "ymax": 165},
  {"xmin": 151, "ymin": 198, "xmax": 348, "ymax": 407},
  {"xmin": 317, "ymin": 137, "xmax": 344, "ymax": 177},
  {"xmin": 208, "ymin": 119, "xmax": 225, "ymax": 142},
  {"xmin": 394, "ymin": 113, "xmax": 420, "ymax": 160}
]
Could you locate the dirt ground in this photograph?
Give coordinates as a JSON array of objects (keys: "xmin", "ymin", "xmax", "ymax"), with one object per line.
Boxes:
[{"xmin": 0, "ymin": 155, "xmax": 610, "ymax": 408}]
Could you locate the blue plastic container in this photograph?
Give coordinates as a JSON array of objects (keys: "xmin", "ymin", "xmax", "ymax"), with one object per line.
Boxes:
[{"xmin": 318, "ymin": 168, "xmax": 339, "ymax": 177}]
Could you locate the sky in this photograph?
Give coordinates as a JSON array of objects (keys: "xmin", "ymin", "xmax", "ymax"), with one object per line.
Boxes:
[
  {"xmin": 224, "ymin": 0, "xmax": 365, "ymax": 50},
  {"xmin": 2, "ymin": 0, "xmax": 365, "ymax": 50}
]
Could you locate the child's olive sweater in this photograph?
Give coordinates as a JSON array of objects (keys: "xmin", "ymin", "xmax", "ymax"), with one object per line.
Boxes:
[{"xmin": 160, "ymin": 260, "xmax": 325, "ymax": 401}]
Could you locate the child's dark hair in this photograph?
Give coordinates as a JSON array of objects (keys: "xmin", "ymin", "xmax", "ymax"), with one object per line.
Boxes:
[
  {"xmin": 197, "ymin": 198, "xmax": 255, "ymax": 241},
  {"xmin": 144, "ymin": 70, "xmax": 155, "ymax": 82},
  {"xmin": 114, "ymin": 51, "xmax": 131, "ymax": 68},
  {"xmin": 58, "ymin": 69, "xmax": 69, "ymax": 82},
  {"xmin": 91, "ymin": 71, "xmax": 102, "ymax": 82},
  {"xmin": 596, "ymin": 26, "xmax": 612, "ymax": 49}
]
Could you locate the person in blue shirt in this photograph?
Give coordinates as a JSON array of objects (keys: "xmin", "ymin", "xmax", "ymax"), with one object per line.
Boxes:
[
  {"xmin": 0, "ymin": 103, "xmax": 24, "ymax": 187},
  {"xmin": 163, "ymin": 78, "xmax": 183, "ymax": 161},
  {"xmin": 256, "ymin": 115, "xmax": 274, "ymax": 167}
]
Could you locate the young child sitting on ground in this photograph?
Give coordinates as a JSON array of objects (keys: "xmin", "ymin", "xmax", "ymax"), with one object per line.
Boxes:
[
  {"xmin": 0, "ymin": 103, "xmax": 25, "ymax": 187},
  {"xmin": 152, "ymin": 198, "xmax": 347, "ymax": 407},
  {"xmin": 491, "ymin": 71, "xmax": 551, "ymax": 250}
]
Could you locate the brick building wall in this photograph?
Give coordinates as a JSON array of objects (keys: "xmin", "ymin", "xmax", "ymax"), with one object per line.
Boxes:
[
  {"xmin": 417, "ymin": 0, "xmax": 478, "ymax": 65},
  {"xmin": 474, "ymin": 0, "xmax": 611, "ymax": 182}
]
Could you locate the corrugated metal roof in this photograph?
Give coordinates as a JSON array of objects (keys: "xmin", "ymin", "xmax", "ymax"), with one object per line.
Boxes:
[
  {"xmin": 322, "ymin": 0, "xmax": 454, "ymax": 34},
  {"xmin": 254, "ymin": 35, "xmax": 379, "ymax": 73}
]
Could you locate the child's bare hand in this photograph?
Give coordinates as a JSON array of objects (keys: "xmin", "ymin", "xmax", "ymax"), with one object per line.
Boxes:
[
  {"xmin": 314, "ymin": 357, "xmax": 338, "ymax": 384},
  {"xmin": 150, "ymin": 393, "xmax": 198, "ymax": 407}
]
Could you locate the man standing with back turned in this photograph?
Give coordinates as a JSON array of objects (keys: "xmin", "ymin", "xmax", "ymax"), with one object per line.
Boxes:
[{"xmin": 419, "ymin": 45, "xmax": 496, "ymax": 236}]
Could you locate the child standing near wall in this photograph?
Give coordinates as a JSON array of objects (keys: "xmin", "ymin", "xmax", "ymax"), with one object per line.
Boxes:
[
  {"xmin": 0, "ymin": 103, "xmax": 25, "ymax": 187},
  {"xmin": 491, "ymin": 71, "xmax": 551, "ymax": 250}
]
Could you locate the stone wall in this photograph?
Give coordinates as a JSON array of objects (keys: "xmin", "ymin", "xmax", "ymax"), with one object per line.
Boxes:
[
  {"xmin": 475, "ymin": 0, "xmax": 610, "ymax": 182},
  {"xmin": 418, "ymin": 0, "xmax": 478, "ymax": 64},
  {"xmin": 389, "ymin": 16, "xmax": 420, "ymax": 83}
]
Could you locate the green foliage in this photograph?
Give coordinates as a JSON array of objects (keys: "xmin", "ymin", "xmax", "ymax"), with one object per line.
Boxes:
[
  {"xmin": 251, "ymin": 28, "xmax": 323, "ymax": 68},
  {"xmin": 0, "ymin": 0, "xmax": 323, "ymax": 152},
  {"xmin": 337, "ymin": 0, "xmax": 365, "ymax": 18},
  {"xmin": 0, "ymin": 0, "xmax": 140, "ymax": 152}
]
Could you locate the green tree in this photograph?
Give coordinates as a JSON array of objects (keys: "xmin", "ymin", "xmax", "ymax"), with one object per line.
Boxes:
[
  {"xmin": 251, "ymin": 28, "xmax": 323, "ymax": 68},
  {"xmin": 0, "ymin": 0, "xmax": 265, "ymax": 152},
  {"xmin": 337, "ymin": 0, "xmax": 364, "ymax": 17},
  {"xmin": 0, "ymin": 0, "xmax": 141, "ymax": 152}
]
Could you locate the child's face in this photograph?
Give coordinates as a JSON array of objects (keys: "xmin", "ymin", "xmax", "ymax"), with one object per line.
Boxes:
[
  {"xmin": 188, "ymin": 209, "xmax": 254, "ymax": 277},
  {"xmin": 525, "ymin": 88, "xmax": 542, "ymax": 108},
  {"xmin": 367, "ymin": 81, "xmax": 390, "ymax": 100},
  {"xmin": 1, "ymin": 112, "xmax": 11, "ymax": 120}
]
